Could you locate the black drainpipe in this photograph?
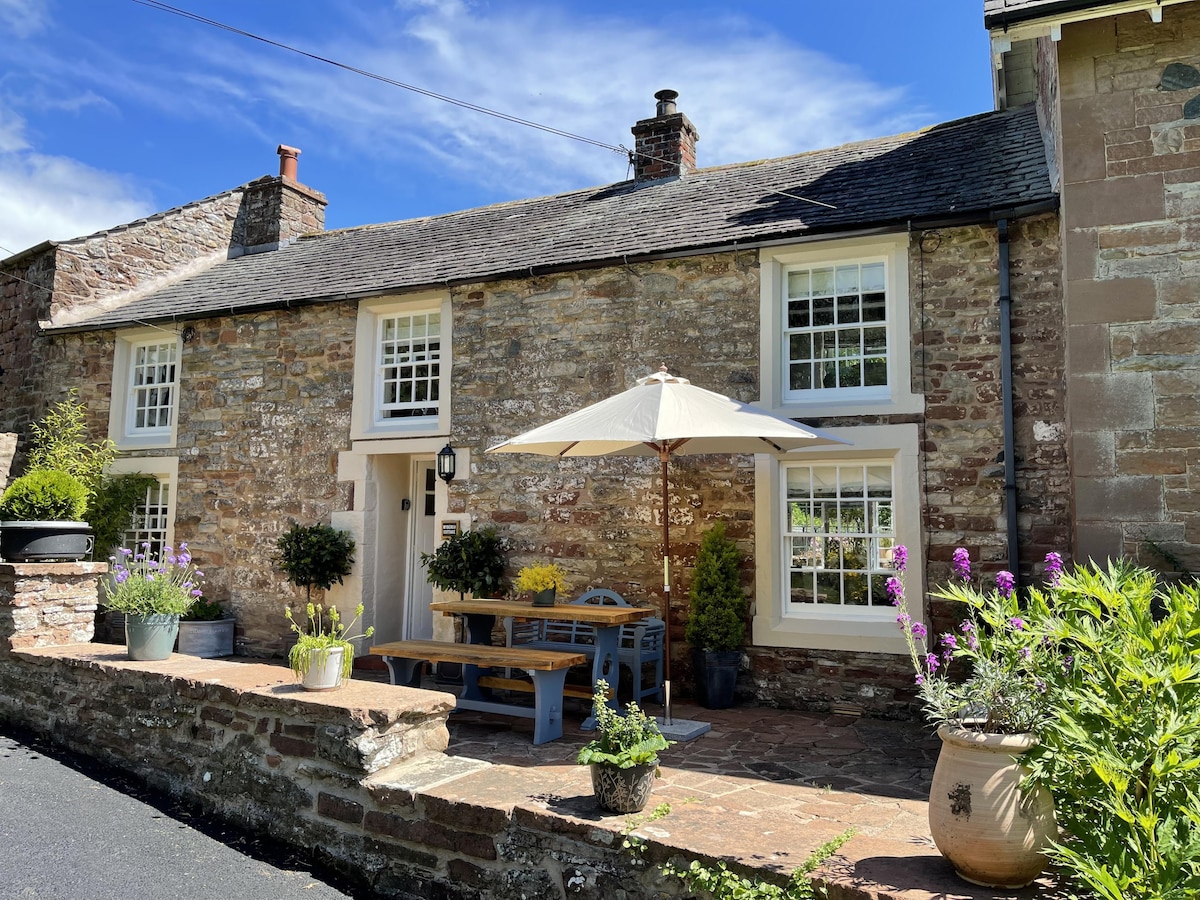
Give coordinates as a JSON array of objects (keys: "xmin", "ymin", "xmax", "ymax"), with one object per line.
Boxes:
[{"xmin": 997, "ymin": 219, "xmax": 1019, "ymax": 585}]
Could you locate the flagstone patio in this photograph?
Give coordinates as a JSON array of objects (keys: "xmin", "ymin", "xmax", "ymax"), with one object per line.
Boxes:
[{"xmin": 375, "ymin": 668, "xmax": 1066, "ymax": 900}]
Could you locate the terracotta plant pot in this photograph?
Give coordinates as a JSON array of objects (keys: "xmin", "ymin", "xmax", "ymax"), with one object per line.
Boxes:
[
  {"xmin": 590, "ymin": 761, "xmax": 657, "ymax": 813},
  {"xmin": 928, "ymin": 725, "xmax": 1056, "ymax": 889}
]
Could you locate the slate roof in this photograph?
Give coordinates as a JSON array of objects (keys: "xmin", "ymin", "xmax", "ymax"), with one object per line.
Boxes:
[
  {"xmin": 53, "ymin": 104, "xmax": 1054, "ymax": 333},
  {"xmin": 983, "ymin": 0, "xmax": 1115, "ymax": 29}
]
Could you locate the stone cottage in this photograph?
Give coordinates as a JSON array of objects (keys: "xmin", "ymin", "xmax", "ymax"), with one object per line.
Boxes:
[{"xmin": 1, "ymin": 0, "xmax": 1194, "ymax": 716}]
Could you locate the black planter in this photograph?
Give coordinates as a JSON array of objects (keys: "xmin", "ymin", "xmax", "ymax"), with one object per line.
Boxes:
[
  {"xmin": 692, "ymin": 649, "xmax": 741, "ymax": 709},
  {"xmin": 0, "ymin": 521, "xmax": 93, "ymax": 562}
]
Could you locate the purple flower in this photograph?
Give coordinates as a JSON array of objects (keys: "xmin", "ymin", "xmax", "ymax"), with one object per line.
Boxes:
[
  {"xmin": 896, "ymin": 611, "xmax": 912, "ymax": 630},
  {"xmin": 893, "ymin": 545, "xmax": 908, "ymax": 573},
  {"xmin": 119, "ymin": 547, "xmax": 133, "ymax": 557},
  {"xmin": 952, "ymin": 548, "xmax": 971, "ymax": 581},
  {"xmin": 1020, "ymin": 646, "xmax": 1032, "ymax": 661},
  {"xmin": 1036, "ymin": 679, "xmax": 1047, "ymax": 693},
  {"xmin": 941, "ymin": 649, "xmax": 953, "ymax": 664},
  {"xmin": 960, "ymin": 620, "xmax": 974, "ymax": 633},
  {"xmin": 911, "ymin": 621, "xmax": 928, "ymax": 641},
  {"xmin": 925, "ymin": 653, "xmax": 940, "ymax": 672},
  {"xmin": 886, "ymin": 576, "xmax": 905, "ymax": 604},
  {"xmin": 941, "ymin": 634, "xmax": 957, "ymax": 650},
  {"xmin": 114, "ymin": 570, "xmax": 129, "ymax": 584},
  {"xmin": 1045, "ymin": 552, "xmax": 1064, "ymax": 586},
  {"xmin": 997, "ymin": 571, "xmax": 1015, "ymax": 599},
  {"xmin": 915, "ymin": 674, "xmax": 925, "ymax": 686},
  {"xmin": 191, "ymin": 589, "xmax": 203, "ymax": 597},
  {"xmin": 1009, "ymin": 616, "xmax": 1025, "ymax": 630}
]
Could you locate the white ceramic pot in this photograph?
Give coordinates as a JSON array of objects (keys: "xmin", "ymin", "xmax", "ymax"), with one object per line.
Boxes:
[
  {"xmin": 928, "ymin": 725, "xmax": 1056, "ymax": 889},
  {"xmin": 300, "ymin": 646, "xmax": 345, "ymax": 691}
]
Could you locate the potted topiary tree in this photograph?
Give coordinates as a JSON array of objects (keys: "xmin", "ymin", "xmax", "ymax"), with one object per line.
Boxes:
[
  {"xmin": 685, "ymin": 521, "xmax": 748, "ymax": 709},
  {"xmin": 276, "ymin": 522, "xmax": 363, "ymax": 683},
  {"xmin": 420, "ymin": 527, "xmax": 507, "ymax": 601},
  {"xmin": 0, "ymin": 469, "xmax": 93, "ymax": 562}
]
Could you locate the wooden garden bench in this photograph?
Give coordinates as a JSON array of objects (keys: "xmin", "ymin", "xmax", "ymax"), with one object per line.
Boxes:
[{"xmin": 369, "ymin": 639, "xmax": 587, "ymax": 744}]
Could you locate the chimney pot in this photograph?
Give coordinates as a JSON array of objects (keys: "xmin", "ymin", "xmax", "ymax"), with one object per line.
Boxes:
[
  {"xmin": 277, "ymin": 144, "xmax": 301, "ymax": 180},
  {"xmin": 631, "ymin": 89, "xmax": 698, "ymax": 182}
]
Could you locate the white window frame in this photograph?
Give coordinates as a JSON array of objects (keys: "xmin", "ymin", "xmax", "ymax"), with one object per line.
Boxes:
[
  {"xmin": 753, "ymin": 424, "xmax": 923, "ymax": 655},
  {"xmin": 108, "ymin": 327, "xmax": 181, "ymax": 450},
  {"xmin": 104, "ymin": 457, "xmax": 178, "ymax": 558},
  {"xmin": 351, "ymin": 292, "xmax": 452, "ymax": 441},
  {"xmin": 759, "ymin": 235, "xmax": 923, "ymax": 417}
]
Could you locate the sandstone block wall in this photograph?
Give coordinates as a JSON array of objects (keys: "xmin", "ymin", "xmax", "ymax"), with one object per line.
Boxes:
[
  {"xmin": 1058, "ymin": 4, "xmax": 1200, "ymax": 571},
  {"xmin": 0, "ymin": 563, "xmax": 106, "ymax": 653}
]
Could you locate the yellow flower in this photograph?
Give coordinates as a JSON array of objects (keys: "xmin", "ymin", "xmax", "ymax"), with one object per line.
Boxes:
[{"xmin": 514, "ymin": 562, "xmax": 570, "ymax": 595}]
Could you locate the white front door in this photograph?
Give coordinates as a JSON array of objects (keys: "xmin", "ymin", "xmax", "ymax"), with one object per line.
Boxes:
[{"xmin": 403, "ymin": 460, "xmax": 437, "ymax": 640}]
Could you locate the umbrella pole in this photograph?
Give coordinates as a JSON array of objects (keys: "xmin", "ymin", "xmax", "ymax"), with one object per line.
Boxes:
[{"xmin": 660, "ymin": 448, "xmax": 673, "ymax": 725}]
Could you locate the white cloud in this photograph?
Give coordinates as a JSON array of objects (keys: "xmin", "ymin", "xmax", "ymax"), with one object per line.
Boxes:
[
  {"xmin": 0, "ymin": 0, "xmax": 49, "ymax": 38},
  {"xmin": 0, "ymin": 108, "xmax": 153, "ymax": 256},
  {"xmin": 49, "ymin": 2, "xmax": 930, "ymax": 202}
]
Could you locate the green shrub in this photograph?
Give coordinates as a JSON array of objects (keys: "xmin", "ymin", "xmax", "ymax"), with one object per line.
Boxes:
[
  {"xmin": 182, "ymin": 596, "xmax": 227, "ymax": 621},
  {"xmin": 1027, "ymin": 561, "xmax": 1200, "ymax": 900},
  {"xmin": 0, "ymin": 470, "xmax": 88, "ymax": 521},
  {"xmin": 420, "ymin": 527, "xmax": 506, "ymax": 601},
  {"xmin": 26, "ymin": 391, "xmax": 116, "ymax": 505},
  {"xmin": 89, "ymin": 473, "xmax": 160, "ymax": 558},
  {"xmin": 685, "ymin": 522, "xmax": 747, "ymax": 652},
  {"xmin": 276, "ymin": 523, "xmax": 356, "ymax": 602}
]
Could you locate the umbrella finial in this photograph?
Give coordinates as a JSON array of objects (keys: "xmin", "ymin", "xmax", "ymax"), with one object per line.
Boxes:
[{"xmin": 637, "ymin": 366, "xmax": 690, "ymax": 386}]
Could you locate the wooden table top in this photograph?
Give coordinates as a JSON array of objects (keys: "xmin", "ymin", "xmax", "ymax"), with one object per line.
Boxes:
[{"xmin": 429, "ymin": 598, "xmax": 654, "ymax": 626}]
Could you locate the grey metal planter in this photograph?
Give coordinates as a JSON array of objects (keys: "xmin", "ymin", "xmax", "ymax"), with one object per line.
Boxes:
[
  {"xmin": 0, "ymin": 521, "xmax": 93, "ymax": 562},
  {"xmin": 176, "ymin": 618, "xmax": 235, "ymax": 658},
  {"xmin": 125, "ymin": 613, "xmax": 180, "ymax": 661},
  {"xmin": 590, "ymin": 761, "xmax": 657, "ymax": 813}
]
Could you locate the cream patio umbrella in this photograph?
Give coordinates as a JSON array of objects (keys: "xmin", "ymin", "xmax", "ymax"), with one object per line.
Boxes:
[{"xmin": 486, "ymin": 367, "xmax": 849, "ymax": 726}]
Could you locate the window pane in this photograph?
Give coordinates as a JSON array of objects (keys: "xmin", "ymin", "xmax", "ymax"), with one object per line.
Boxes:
[
  {"xmin": 781, "ymin": 260, "xmax": 889, "ymax": 397},
  {"xmin": 789, "ymin": 333, "xmax": 812, "ymax": 362},
  {"xmin": 835, "ymin": 265, "xmax": 859, "ymax": 296},
  {"xmin": 789, "ymin": 363, "xmax": 812, "ymax": 391},
  {"xmin": 784, "ymin": 461, "xmax": 896, "ymax": 610},
  {"xmin": 811, "ymin": 267, "xmax": 834, "ymax": 296},
  {"xmin": 861, "ymin": 262, "xmax": 885, "ymax": 293},
  {"xmin": 787, "ymin": 299, "xmax": 810, "ymax": 329},
  {"xmin": 787, "ymin": 271, "xmax": 810, "ymax": 297},
  {"xmin": 379, "ymin": 312, "xmax": 442, "ymax": 419}
]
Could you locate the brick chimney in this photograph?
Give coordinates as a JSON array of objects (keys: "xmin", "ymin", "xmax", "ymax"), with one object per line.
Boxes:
[
  {"xmin": 239, "ymin": 144, "xmax": 328, "ymax": 254},
  {"xmin": 630, "ymin": 89, "xmax": 699, "ymax": 182}
]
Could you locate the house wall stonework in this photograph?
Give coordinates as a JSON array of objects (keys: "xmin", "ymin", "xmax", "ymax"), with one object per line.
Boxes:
[
  {"xmin": 21, "ymin": 216, "xmax": 1065, "ymax": 717},
  {"xmin": 1057, "ymin": 4, "xmax": 1200, "ymax": 572}
]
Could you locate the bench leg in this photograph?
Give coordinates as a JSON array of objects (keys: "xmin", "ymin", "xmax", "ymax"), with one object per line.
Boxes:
[
  {"xmin": 528, "ymin": 667, "xmax": 568, "ymax": 745},
  {"xmin": 381, "ymin": 656, "xmax": 423, "ymax": 687}
]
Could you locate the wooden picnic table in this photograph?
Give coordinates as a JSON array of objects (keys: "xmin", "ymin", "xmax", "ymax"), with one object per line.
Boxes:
[{"xmin": 429, "ymin": 598, "xmax": 653, "ymax": 716}]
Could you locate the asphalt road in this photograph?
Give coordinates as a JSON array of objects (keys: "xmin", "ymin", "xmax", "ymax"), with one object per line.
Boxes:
[{"xmin": 0, "ymin": 725, "xmax": 366, "ymax": 899}]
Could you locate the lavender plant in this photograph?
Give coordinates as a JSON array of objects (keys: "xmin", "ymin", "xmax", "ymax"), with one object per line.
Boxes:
[{"xmin": 103, "ymin": 542, "xmax": 204, "ymax": 616}]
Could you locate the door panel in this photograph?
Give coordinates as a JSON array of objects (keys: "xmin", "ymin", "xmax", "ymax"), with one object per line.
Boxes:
[{"xmin": 404, "ymin": 461, "xmax": 437, "ymax": 640}]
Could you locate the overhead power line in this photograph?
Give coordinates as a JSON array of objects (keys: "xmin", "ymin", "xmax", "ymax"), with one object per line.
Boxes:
[{"xmin": 129, "ymin": 0, "xmax": 836, "ymax": 211}]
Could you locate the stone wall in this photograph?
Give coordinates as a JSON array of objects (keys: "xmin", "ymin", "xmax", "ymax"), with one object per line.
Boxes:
[
  {"xmin": 21, "ymin": 210, "xmax": 1067, "ymax": 714},
  {"xmin": 0, "ymin": 570, "xmax": 694, "ymax": 900},
  {"xmin": 1058, "ymin": 4, "xmax": 1200, "ymax": 571},
  {"xmin": 0, "ymin": 563, "xmax": 106, "ymax": 653}
]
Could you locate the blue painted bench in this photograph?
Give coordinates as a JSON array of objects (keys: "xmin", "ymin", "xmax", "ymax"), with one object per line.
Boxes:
[
  {"xmin": 505, "ymin": 589, "xmax": 665, "ymax": 705},
  {"xmin": 369, "ymin": 639, "xmax": 587, "ymax": 745}
]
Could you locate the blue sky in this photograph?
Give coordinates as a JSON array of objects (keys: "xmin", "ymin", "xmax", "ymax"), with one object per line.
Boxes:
[{"xmin": 1, "ymin": 0, "xmax": 995, "ymax": 257}]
